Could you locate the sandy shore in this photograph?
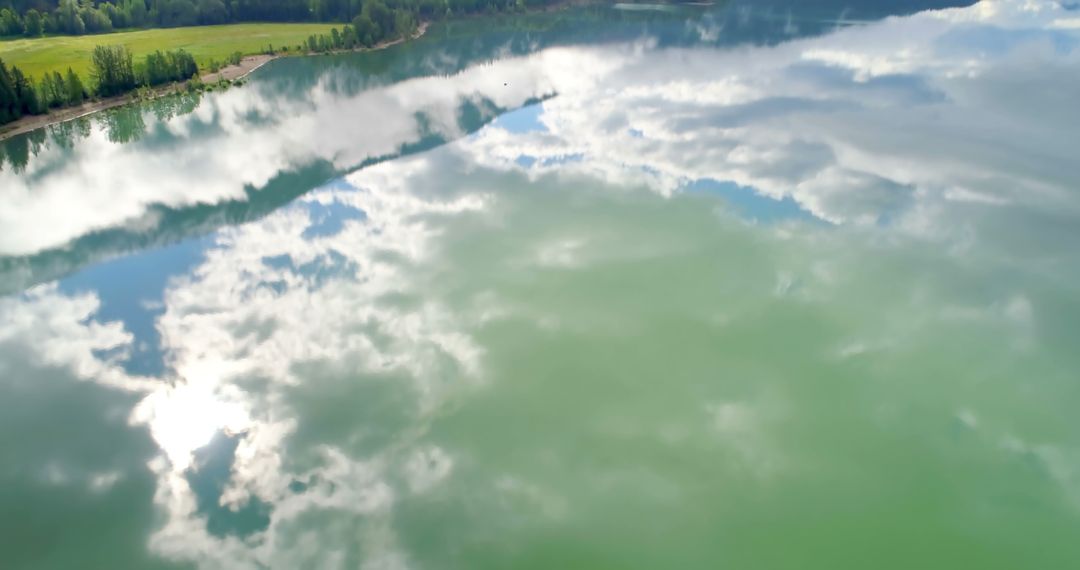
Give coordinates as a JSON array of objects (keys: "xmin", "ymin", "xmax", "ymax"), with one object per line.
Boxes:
[
  {"xmin": 200, "ymin": 53, "xmax": 277, "ymax": 84},
  {"xmin": 0, "ymin": 22, "xmax": 429, "ymax": 143},
  {"xmin": 0, "ymin": 96, "xmax": 136, "ymax": 140}
]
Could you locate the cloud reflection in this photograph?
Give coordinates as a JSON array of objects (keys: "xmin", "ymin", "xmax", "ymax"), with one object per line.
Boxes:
[
  {"xmin": 2, "ymin": 0, "xmax": 1080, "ymax": 568},
  {"xmin": 0, "ymin": 53, "xmax": 555, "ymax": 258},
  {"xmin": 462, "ymin": 0, "xmax": 1080, "ymax": 243}
]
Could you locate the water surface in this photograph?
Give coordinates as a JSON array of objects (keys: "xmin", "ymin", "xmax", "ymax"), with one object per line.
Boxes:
[{"xmin": 2, "ymin": 1, "xmax": 1080, "ymax": 568}]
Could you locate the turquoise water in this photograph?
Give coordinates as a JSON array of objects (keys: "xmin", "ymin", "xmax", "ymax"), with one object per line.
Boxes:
[{"xmin": 2, "ymin": 1, "xmax": 1080, "ymax": 568}]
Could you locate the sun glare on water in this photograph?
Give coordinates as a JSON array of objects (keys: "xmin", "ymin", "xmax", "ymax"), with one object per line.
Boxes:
[{"xmin": 134, "ymin": 367, "xmax": 251, "ymax": 472}]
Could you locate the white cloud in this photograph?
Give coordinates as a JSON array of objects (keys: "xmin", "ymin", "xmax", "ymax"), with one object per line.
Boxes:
[{"xmin": 0, "ymin": 284, "xmax": 150, "ymax": 391}]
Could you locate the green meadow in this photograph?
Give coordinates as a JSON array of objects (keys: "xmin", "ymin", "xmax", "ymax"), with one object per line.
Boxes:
[{"xmin": 0, "ymin": 23, "xmax": 339, "ymax": 80}]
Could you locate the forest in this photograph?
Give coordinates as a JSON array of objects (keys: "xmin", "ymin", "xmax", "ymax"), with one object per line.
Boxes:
[
  {"xmin": 1, "ymin": 0, "xmax": 561, "ymax": 126},
  {"xmin": 0, "ymin": 0, "xmax": 557, "ymax": 36},
  {"xmin": 1, "ymin": 46, "xmax": 198, "ymax": 124}
]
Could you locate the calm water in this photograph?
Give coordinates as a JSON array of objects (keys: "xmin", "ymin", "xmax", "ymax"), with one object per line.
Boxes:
[{"xmin": 3, "ymin": 1, "xmax": 1080, "ymax": 568}]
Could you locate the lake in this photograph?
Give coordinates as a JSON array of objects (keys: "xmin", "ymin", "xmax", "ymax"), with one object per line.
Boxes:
[{"xmin": 2, "ymin": 0, "xmax": 1080, "ymax": 568}]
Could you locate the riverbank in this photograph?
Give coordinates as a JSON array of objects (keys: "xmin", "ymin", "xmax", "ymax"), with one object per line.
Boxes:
[
  {"xmin": 0, "ymin": 22, "xmax": 429, "ymax": 143},
  {"xmin": 0, "ymin": 22, "xmax": 342, "ymax": 79}
]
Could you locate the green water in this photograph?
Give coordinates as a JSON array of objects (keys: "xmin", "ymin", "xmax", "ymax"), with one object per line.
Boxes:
[{"xmin": 2, "ymin": 1, "xmax": 1080, "ymax": 568}]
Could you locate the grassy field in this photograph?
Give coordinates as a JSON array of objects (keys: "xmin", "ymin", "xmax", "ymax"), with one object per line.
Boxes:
[{"xmin": 0, "ymin": 23, "xmax": 340, "ymax": 80}]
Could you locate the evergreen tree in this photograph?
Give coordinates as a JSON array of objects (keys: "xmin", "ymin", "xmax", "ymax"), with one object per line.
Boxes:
[
  {"xmin": 197, "ymin": 0, "xmax": 228, "ymax": 24},
  {"xmin": 0, "ymin": 9, "xmax": 22, "ymax": 37},
  {"xmin": 39, "ymin": 70, "xmax": 66, "ymax": 107},
  {"xmin": 352, "ymin": 14, "xmax": 377, "ymax": 46},
  {"xmin": 65, "ymin": 67, "xmax": 87, "ymax": 105},
  {"xmin": 129, "ymin": 0, "xmax": 149, "ymax": 27},
  {"xmin": 57, "ymin": 0, "xmax": 80, "ymax": 34},
  {"xmin": 11, "ymin": 66, "xmax": 40, "ymax": 115},
  {"xmin": 342, "ymin": 25, "xmax": 357, "ymax": 49},
  {"xmin": 80, "ymin": 1, "xmax": 114, "ymax": 33},
  {"xmin": 23, "ymin": 9, "xmax": 43, "ymax": 36},
  {"xmin": 0, "ymin": 59, "xmax": 18, "ymax": 124}
]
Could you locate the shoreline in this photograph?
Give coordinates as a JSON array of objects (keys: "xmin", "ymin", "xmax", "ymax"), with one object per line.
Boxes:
[{"xmin": 0, "ymin": 21, "xmax": 429, "ymax": 143}]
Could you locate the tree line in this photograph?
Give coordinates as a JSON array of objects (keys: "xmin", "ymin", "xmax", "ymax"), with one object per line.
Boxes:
[
  {"xmin": 1, "ymin": 0, "xmax": 558, "ymax": 39},
  {"xmin": 0, "ymin": 59, "xmax": 41, "ymax": 124},
  {"xmin": 2, "ymin": 58, "xmax": 90, "ymax": 124},
  {"xmin": 303, "ymin": 2, "xmax": 417, "ymax": 53},
  {"xmin": 1, "ymin": 17, "xmax": 397, "ymax": 128},
  {"xmin": 2, "ymin": 19, "xmax": 395, "ymax": 128},
  {"xmin": 1, "ymin": 46, "xmax": 200, "ymax": 126},
  {"xmin": 2, "ymin": 0, "xmax": 563, "ymax": 126},
  {"xmin": 89, "ymin": 45, "xmax": 200, "ymax": 95}
]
